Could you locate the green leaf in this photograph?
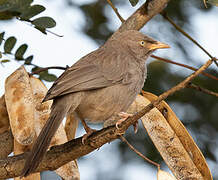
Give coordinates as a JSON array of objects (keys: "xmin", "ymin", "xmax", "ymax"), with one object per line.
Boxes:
[
  {"xmin": 0, "ymin": 32, "xmax": 4, "ymax": 45},
  {"xmin": 0, "ymin": 1, "xmax": 13, "ymax": 12},
  {"xmin": 10, "ymin": 0, "xmax": 33, "ymax": 13},
  {"xmin": 24, "ymin": 55, "xmax": 33, "ymax": 65},
  {"xmin": 0, "ymin": 51, "xmax": 2, "ymax": 58},
  {"xmin": 0, "ymin": 0, "xmax": 33, "ymax": 13},
  {"xmin": 34, "ymin": 26, "xmax": 47, "ymax": 34},
  {"xmin": 32, "ymin": 16, "xmax": 56, "ymax": 29},
  {"xmin": 20, "ymin": 5, "xmax": 45, "ymax": 19},
  {"xmin": 129, "ymin": 0, "xmax": 139, "ymax": 6},
  {"xmin": 4, "ymin": 36, "xmax": 16, "ymax": 53},
  {"xmin": 43, "ymin": 73, "xmax": 57, "ymax": 82},
  {"xmin": 1, "ymin": 59, "xmax": 10, "ymax": 63},
  {"xmin": 31, "ymin": 66, "xmax": 40, "ymax": 73},
  {"xmin": 15, "ymin": 44, "xmax": 28, "ymax": 60},
  {"xmin": 0, "ymin": 11, "xmax": 14, "ymax": 20},
  {"xmin": 39, "ymin": 71, "xmax": 57, "ymax": 82}
]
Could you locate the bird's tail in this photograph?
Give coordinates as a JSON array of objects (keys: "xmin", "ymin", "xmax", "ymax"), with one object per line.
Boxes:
[{"xmin": 21, "ymin": 96, "xmax": 72, "ymax": 177}]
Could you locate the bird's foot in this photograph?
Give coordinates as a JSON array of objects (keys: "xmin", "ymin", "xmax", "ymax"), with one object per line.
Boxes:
[
  {"xmin": 116, "ymin": 112, "xmax": 138, "ymax": 133},
  {"xmin": 116, "ymin": 112, "xmax": 133, "ymax": 128},
  {"xmin": 82, "ymin": 127, "xmax": 97, "ymax": 144}
]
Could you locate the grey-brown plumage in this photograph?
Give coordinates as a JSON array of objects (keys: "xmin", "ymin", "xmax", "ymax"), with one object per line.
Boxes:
[{"xmin": 21, "ymin": 30, "xmax": 169, "ymax": 176}]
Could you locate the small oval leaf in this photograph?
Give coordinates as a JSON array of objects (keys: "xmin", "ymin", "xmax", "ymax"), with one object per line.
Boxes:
[
  {"xmin": 34, "ymin": 26, "xmax": 47, "ymax": 34},
  {"xmin": 32, "ymin": 16, "xmax": 56, "ymax": 29},
  {"xmin": 0, "ymin": 32, "xmax": 5, "ymax": 45},
  {"xmin": 129, "ymin": 0, "xmax": 139, "ymax": 6},
  {"xmin": 1, "ymin": 59, "xmax": 10, "ymax": 63},
  {"xmin": 10, "ymin": 0, "xmax": 33, "ymax": 13},
  {"xmin": 15, "ymin": 44, "xmax": 28, "ymax": 60},
  {"xmin": 39, "ymin": 71, "xmax": 57, "ymax": 82},
  {"xmin": 20, "ymin": 5, "xmax": 45, "ymax": 19},
  {"xmin": 41, "ymin": 73, "xmax": 57, "ymax": 82},
  {"xmin": 24, "ymin": 55, "xmax": 33, "ymax": 65},
  {"xmin": 0, "ymin": 2, "xmax": 13, "ymax": 12},
  {"xmin": 4, "ymin": 36, "xmax": 17, "ymax": 53}
]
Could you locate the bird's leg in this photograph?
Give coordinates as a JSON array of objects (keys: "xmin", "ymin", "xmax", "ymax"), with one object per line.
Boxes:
[
  {"xmin": 116, "ymin": 112, "xmax": 138, "ymax": 133},
  {"xmin": 81, "ymin": 118, "xmax": 96, "ymax": 144}
]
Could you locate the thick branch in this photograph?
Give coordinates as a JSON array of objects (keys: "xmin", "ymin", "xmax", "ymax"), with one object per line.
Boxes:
[{"xmin": 117, "ymin": 0, "xmax": 170, "ymax": 33}]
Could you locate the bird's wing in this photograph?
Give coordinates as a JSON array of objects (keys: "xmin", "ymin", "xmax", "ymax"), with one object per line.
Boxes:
[
  {"xmin": 43, "ymin": 64, "xmax": 118, "ymax": 101},
  {"xmin": 43, "ymin": 49, "xmax": 130, "ymax": 101}
]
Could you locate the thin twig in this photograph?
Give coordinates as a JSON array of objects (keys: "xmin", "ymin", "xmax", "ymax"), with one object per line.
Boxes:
[
  {"xmin": 120, "ymin": 135, "xmax": 160, "ymax": 168},
  {"xmin": 30, "ymin": 66, "xmax": 67, "ymax": 75},
  {"xmin": 151, "ymin": 55, "xmax": 218, "ymax": 81},
  {"xmin": 107, "ymin": 0, "xmax": 125, "ymax": 23},
  {"xmin": 187, "ymin": 83, "xmax": 218, "ymax": 98},
  {"xmin": 161, "ymin": 13, "xmax": 213, "ymax": 59},
  {"xmin": 161, "ymin": 12, "xmax": 218, "ymax": 67},
  {"xmin": 45, "ymin": 29, "xmax": 64, "ymax": 37},
  {"xmin": 17, "ymin": 17, "xmax": 63, "ymax": 37}
]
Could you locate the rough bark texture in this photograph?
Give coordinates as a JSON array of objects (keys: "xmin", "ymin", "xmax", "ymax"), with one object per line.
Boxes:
[{"xmin": 118, "ymin": 0, "xmax": 169, "ymax": 32}]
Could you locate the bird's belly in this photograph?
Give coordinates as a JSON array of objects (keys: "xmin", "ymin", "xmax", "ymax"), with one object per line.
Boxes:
[{"xmin": 76, "ymin": 85, "xmax": 138, "ymax": 123}]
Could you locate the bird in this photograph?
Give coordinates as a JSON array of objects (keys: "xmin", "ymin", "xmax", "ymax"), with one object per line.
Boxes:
[{"xmin": 21, "ymin": 30, "xmax": 169, "ymax": 176}]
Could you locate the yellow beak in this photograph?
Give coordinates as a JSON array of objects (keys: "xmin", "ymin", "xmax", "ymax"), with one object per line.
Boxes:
[{"xmin": 149, "ymin": 41, "xmax": 170, "ymax": 50}]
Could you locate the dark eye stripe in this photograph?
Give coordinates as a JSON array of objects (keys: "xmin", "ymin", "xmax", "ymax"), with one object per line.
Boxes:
[{"xmin": 145, "ymin": 39, "xmax": 156, "ymax": 44}]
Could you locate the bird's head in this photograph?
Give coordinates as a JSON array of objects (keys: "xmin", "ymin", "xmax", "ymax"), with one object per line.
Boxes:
[{"xmin": 108, "ymin": 30, "xmax": 170, "ymax": 60}]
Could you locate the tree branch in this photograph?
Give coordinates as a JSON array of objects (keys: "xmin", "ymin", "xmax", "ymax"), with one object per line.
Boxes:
[
  {"xmin": 151, "ymin": 55, "xmax": 218, "ymax": 81},
  {"xmin": 161, "ymin": 12, "xmax": 218, "ymax": 67},
  {"xmin": 30, "ymin": 66, "xmax": 67, "ymax": 75},
  {"xmin": 120, "ymin": 135, "xmax": 160, "ymax": 168},
  {"xmin": 116, "ymin": 0, "xmax": 171, "ymax": 33},
  {"xmin": 187, "ymin": 83, "xmax": 218, "ymax": 98},
  {"xmin": 107, "ymin": 0, "xmax": 125, "ymax": 23}
]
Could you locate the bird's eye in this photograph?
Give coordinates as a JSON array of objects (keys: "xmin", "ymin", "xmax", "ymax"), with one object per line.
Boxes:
[{"xmin": 139, "ymin": 40, "xmax": 145, "ymax": 46}]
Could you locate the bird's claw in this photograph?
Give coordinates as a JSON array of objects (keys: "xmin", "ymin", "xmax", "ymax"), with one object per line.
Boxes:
[
  {"xmin": 116, "ymin": 112, "xmax": 138, "ymax": 133},
  {"xmin": 116, "ymin": 112, "xmax": 133, "ymax": 129}
]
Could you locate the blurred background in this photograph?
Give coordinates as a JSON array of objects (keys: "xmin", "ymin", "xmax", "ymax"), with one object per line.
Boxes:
[{"xmin": 0, "ymin": 0, "xmax": 218, "ymax": 179}]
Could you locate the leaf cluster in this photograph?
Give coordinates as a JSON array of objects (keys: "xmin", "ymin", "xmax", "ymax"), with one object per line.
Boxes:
[
  {"xmin": 0, "ymin": 0, "xmax": 56, "ymax": 34},
  {"xmin": 0, "ymin": 31, "xmax": 33, "ymax": 65},
  {"xmin": 0, "ymin": 0, "xmax": 58, "ymax": 82}
]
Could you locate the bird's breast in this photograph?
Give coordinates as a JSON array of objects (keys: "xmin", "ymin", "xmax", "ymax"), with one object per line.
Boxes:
[{"xmin": 76, "ymin": 70, "xmax": 146, "ymax": 123}]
